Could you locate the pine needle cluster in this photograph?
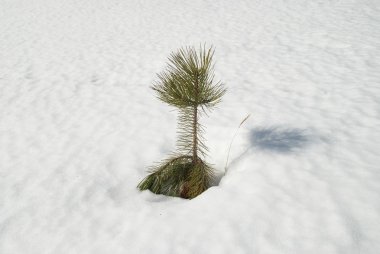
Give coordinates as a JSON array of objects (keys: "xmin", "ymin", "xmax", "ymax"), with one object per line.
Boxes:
[{"xmin": 138, "ymin": 45, "xmax": 226, "ymax": 199}]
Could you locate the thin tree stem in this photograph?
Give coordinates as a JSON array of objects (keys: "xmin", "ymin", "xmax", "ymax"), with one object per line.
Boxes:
[
  {"xmin": 192, "ymin": 73, "xmax": 199, "ymax": 164},
  {"xmin": 193, "ymin": 105, "xmax": 198, "ymax": 163}
]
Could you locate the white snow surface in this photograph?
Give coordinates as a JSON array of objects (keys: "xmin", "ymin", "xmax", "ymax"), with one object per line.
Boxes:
[{"xmin": 1, "ymin": 0, "xmax": 380, "ymax": 253}]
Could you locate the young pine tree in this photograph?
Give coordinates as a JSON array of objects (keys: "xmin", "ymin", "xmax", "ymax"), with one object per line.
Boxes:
[{"xmin": 138, "ymin": 45, "xmax": 226, "ymax": 199}]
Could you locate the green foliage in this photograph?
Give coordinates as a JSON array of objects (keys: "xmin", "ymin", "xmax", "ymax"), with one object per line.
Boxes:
[
  {"xmin": 153, "ymin": 46, "xmax": 225, "ymax": 108},
  {"xmin": 138, "ymin": 45, "xmax": 226, "ymax": 199},
  {"xmin": 137, "ymin": 155, "xmax": 215, "ymax": 199}
]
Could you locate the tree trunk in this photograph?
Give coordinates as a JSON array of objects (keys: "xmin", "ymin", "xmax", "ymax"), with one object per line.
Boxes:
[
  {"xmin": 192, "ymin": 73, "xmax": 199, "ymax": 164},
  {"xmin": 192, "ymin": 105, "xmax": 198, "ymax": 164}
]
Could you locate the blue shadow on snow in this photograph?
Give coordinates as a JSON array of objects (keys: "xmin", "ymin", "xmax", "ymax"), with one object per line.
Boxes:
[{"xmin": 250, "ymin": 126, "xmax": 310, "ymax": 153}]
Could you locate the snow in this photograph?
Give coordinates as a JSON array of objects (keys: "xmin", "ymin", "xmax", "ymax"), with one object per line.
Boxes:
[{"xmin": 1, "ymin": 0, "xmax": 380, "ymax": 253}]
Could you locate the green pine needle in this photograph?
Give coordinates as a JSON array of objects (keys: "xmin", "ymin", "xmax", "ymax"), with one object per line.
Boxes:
[
  {"xmin": 137, "ymin": 155, "xmax": 215, "ymax": 199},
  {"xmin": 152, "ymin": 45, "xmax": 226, "ymax": 109}
]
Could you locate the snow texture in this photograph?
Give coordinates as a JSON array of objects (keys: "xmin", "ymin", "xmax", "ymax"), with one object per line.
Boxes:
[{"xmin": 1, "ymin": 0, "xmax": 380, "ymax": 253}]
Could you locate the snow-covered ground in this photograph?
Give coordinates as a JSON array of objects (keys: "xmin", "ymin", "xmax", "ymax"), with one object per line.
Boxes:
[{"xmin": 1, "ymin": 0, "xmax": 380, "ymax": 253}]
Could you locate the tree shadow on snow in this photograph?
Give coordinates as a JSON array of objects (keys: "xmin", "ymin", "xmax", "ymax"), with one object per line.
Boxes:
[
  {"xmin": 223, "ymin": 126, "xmax": 316, "ymax": 179},
  {"xmin": 216, "ymin": 126, "xmax": 324, "ymax": 186},
  {"xmin": 250, "ymin": 126, "xmax": 311, "ymax": 153}
]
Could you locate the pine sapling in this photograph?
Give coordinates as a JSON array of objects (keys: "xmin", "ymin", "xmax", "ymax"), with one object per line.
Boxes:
[{"xmin": 137, "ymin": 45, "xmax": 226, "ymax": 199}]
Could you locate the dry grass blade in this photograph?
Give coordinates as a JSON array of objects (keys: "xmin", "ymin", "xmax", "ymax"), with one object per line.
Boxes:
[{"xmin": 224, "ymin": 114, "xmax": 251, "ymax": 175}]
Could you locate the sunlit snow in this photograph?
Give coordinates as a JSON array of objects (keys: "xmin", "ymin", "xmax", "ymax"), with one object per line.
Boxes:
[{"xmin": 1, "ymin": 0, "xmax": 380, "ymax": 253}]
